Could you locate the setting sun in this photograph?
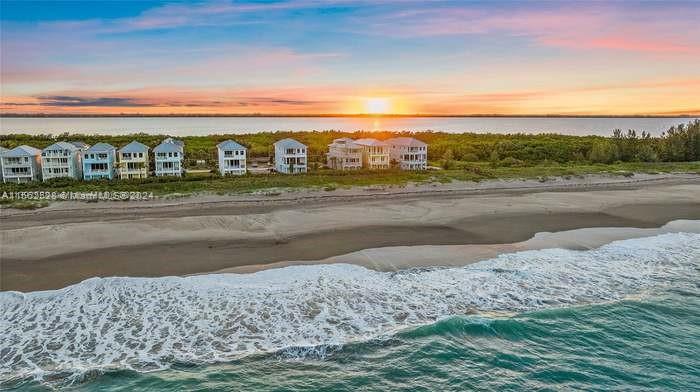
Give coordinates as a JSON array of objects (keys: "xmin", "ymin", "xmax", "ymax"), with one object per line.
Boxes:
[{"xmin": 364, "ymin": 98, "xmax": 391, "ymax": 114}]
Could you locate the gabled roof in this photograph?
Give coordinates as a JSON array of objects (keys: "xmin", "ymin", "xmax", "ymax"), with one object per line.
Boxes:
[
  {"xmin": 217, "ymin": 139, "xmax": 246, "ymax": 150},
  {"xmin": 329, "ymin": 138, "xmax": 361, "ymax": 148},
  {"xmin": 119, "ymin": 140, "xmax": 149, "ymax": 154},
  {"xmin": 354, "ymin": 138, "xmax": 388, "ymax": 147},
  {"xmin": 2, "ymin": 145, "xmax": 42, "ymax": 157},
  {"xmin": 154, "ymin": 141, "xmax": 183, "ymax": 153},
  {"xmin": 384, "ymin": 137, "xmax": 427, "ymax": 147},
  {"xmin": 274, "ymin": 138, "xmax": 306, "ymax": 149},
  {"xmin": 69, "ymin": 141, "xmax": 89, "ymax": 149},
  {"xmin": 0, "ymin": 146, "xmax": 10, "ymax": 154},
  {"xmin": 44, "ymin": 141, "xmax": 79, "ymax": 152},
  {"xmin": 85, "ymin": 142, "xmax": 116, "ymax": 153}
]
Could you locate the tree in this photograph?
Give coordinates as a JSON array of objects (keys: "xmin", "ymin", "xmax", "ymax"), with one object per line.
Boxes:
[
  {"xmin": 589, "ymin": 140, "xmax": 617, "ymax": 164},
  {"xmin": 441, "ymin": 148, "xmax": 454, "ymax": 169},
  {"xmin": 489, "ymin": 150, "xmax": 500, "ymax": 168}
]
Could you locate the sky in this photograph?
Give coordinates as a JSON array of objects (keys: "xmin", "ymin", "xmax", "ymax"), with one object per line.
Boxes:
[{"xmin": 1, "ymin": 0, "xmax": 699, "ymax": 115}]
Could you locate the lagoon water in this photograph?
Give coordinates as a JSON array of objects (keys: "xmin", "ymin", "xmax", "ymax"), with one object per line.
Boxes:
[
  {"xmin": 1, "ymin": 116, "xmax": 697, "ymax": 136},
  {"xmin": 2, "ymin": 233, "xmax": 699, "ymax": 390}
]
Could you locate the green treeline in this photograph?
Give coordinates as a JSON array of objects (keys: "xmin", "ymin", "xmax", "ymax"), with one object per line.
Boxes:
[{"xmin": 1, "ymin": 120, "xmax": 698, "ymax": 167}]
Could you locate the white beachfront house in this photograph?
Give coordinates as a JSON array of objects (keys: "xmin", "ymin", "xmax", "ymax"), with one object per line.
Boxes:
[
  {"xmin": 0, "ymin": 146, "xmax": 8, "ymax": 182},
  {"xmin": 354, "ymin": 138, "xmax": 391, "ymax": 169},
  {"xmin": 117, "ymin": 141, "xmax": 150, "ymax": 179},
  {"xmin": 326, "ymin": 138, "xmax": 362, "ymax": 170},
  {"xmin": 41, "ymin": 141, "xmax": 82, "ymax": 181},
  {"xmin": 1, "ymin": 145, "xmax": 42, "ymax": 183},
  {"xmin": 154, "ymin": 137, "xmax": 184, "ymax": 177},
  {"xmin": 217, "ymin": 139, "xmax": 247, "ymax": 176},
  {"xmin": 386, "ymin": 137, "xmax": 428, "ymax": 170},
  {"xmin": 274, "ymin": 138, "xmax": 307, "ymax": 174},
  {"xmin": 83, "ymin": 142, "xmax": 117, "ymax": 180}
]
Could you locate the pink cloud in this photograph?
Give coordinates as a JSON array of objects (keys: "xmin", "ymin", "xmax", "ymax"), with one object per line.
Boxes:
[{"xmin": 365, "ymin": 4, "xmax": 700, "ymax": 55}]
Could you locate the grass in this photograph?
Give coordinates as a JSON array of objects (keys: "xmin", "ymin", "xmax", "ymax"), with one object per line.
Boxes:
[{"xmin": 1, "ymin": 161, "xmax": 698, "ymax": 205}]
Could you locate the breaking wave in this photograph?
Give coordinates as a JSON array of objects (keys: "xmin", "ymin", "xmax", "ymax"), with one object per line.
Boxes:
[{"xmin": 1, "ymin": 232, "xmax": 699, "ymax": 386}]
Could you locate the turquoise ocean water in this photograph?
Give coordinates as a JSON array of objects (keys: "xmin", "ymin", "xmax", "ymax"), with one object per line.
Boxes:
[{"xmin": 2, "ymin": 233, "xmax": 699, "ymax": 391}]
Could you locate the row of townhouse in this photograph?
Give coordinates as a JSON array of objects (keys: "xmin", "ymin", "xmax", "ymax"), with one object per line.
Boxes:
[
  {"xmin": 0, "ymin": 138, "xmax": 185, "ymax": 183},
  {"xmin": 0, "ymin": 136, "xmax": 427, "ymax": 183},
  {"xmin": 327, "ymin": 136, "xmax": 427, "ymax": 170}
]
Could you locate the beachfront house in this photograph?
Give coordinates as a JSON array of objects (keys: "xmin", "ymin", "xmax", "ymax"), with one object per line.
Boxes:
[
  {"xmin": 354, "ymin": 138, "xmax": 391, "ymax": 170},
  {"xmin": 386, "ymin": 137, "xmax": 428, "ymax": 170},
  {"xmin": 326, "ymin": 138, "xmax": 362, "ymax": 170},
  {"xmin": 1, "ymin": 145, "xmax": 42, "ymax": 183},
  {"xmin": 154, "ymin": 137, "xmax": 184, "ymax": 177},
  {"xmin": 117, "ymin": 141, "xmax": 150, "ymax": 179},
  {"xmin": 83, "ymin": 142, "xmax": 117, "ymax": 180},
  {"xmin": 41, "ymin": 141, "xmax": 82, "ymax": 181},
  {"xmin": 217, "ymin": 140, "xmax": 247, "ymax": 176},
  {"xmin": 0, "ymin": 146, "xmax": 8, "ymax": 182},
  {"xmin": 274, "ymin": 138, "xmax": 307, "ymax": 174}
]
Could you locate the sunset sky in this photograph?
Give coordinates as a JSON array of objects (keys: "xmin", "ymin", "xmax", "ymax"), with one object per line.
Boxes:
[{"xmin": 1, "ymin": 0, "xmax": 699, "ymax": 115}]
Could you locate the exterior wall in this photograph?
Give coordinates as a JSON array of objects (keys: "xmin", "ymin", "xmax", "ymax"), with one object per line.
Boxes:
[
  {"xmin": 83, "ymin": 150, "xmax": 116, "ymax": 180},
  {"xmin": 41, "ymin": 149, "xmax": 82, "ymax": 181},
  {"xmin": 218, "ymin": 148, "xmax": 247, "ymax": 175},
  {"xmin": 274, "ymin": 145, "xmax": 307, "ymax": 174},
  {"xmin": 1, "ymin": 154, "xmax": 41, "ymax": 183},
  {"xmin": 360, "ymin": 145, "xmax": 390, "ymax": 169},
  {"xmin": 154, "ymin": 150, "xmax": 183, "ymax": 176},
  {"xmin": 389, "ymin": 145, "xmax": 428, "ymax": 170},
  {"xmin": 327, "ymin": 144, "xmax": 362, "ymax": 170},
  {"xmin": 118, "ymin": 151, "xmax": 149, "ymax": 179}
]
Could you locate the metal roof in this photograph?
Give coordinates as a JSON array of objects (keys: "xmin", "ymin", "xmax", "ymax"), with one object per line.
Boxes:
[
  {"xmin": 154, "ymin": 140, "xmax": 184, "ymax": 153},
  {"xmin": 217, "ymin": 139, "xmax": 246, "ymax": 150},
  {"xmin": 354, "ymin": 138, "xmax": 388, "ymax": 147},
  {"xmin": 2, "ymin": 145, "xmax": 42, "ymax": 157},
  {"xmin": 384, "ymin": 137, "xmax": 427, "ymax": 147},
  {"xmin": 43, "ymin": 141, "xmax": 79, "ymax": 152},
  {"xmin": 85, "ymin": 142, "xmax": 116, "ymax": 153},
  {"xmin": 274, "ymin": 138, "xmax": 306, "ymax": 149},
  {"xmin": 119, "ymin": 140, "xmax": 149, "ymax": 153}
]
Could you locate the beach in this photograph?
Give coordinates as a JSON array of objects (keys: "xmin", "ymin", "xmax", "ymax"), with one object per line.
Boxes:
[{"xmin": 2, "ymin": 173, "xmax": 699, "ymax": 292}]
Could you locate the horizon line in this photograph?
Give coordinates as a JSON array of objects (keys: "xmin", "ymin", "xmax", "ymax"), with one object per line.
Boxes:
[{"xmin": 2, "ymin": 113, "xmax": 699, "ymax": 119}]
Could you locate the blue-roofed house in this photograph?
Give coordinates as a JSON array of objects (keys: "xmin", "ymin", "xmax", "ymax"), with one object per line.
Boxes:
[
  {"xmin": 217, "ymin": 139, "xmax": 247, "ymax": 176},
  {"xmin": 274, "ymin": 138, "xmax": 307, "ymax": 174},
  {"xmin": 41, "ymin": 141, "xmax": 82, "ymax": 181},
  {"xmin": 82, "ymin": 142, "xmax": 117, "ymax": 180},
  {"xmin": 118, "ymin": 140, "xmax": 150, "ymax": 179},
  {"xmin": 1, "ymin": 145, "xmax": 42, "ymax": 183},
  {"xmin": 154, "ymin": 138, "xmax": 184, "ymax": 177}
]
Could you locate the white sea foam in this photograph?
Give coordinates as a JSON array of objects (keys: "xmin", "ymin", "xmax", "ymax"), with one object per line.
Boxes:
[{"xmin": 1, "ymin": 233, "xmax": 699, "ymax": 385}]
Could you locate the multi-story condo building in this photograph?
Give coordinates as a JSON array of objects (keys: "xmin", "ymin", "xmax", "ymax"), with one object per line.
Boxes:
[
  {"xmin": 83, "ymin": 142, "xmax": 117, "ymax": 180},
  {"xmin": 117, "ymin": 141, "xmax": 150, "ymax": 179},
  {"xmin": 386, "ymin": 137, "xmax": 428, "ymax": 170},
  {"xmin": 154, "ymin": 138, "xmax": 184, "ymax": 177},
  {"xmin": 274, "ymin": 138, "xmax": 307, "ymax": 174},
  {"xmin": 1, "ymin": 145, "xmax": 42, "ymax": 183},
  {"xmin": 354, "ymin": 138, "xmax": 391, "ymax": 169},
  {"xmin": 217, "ymin": 139, "xmax": 247, "ymax": 176},
  {"xmin": 327, "ymin": 138, "xmax": 362, "ymax": 170},
  {"xmin": 41, "ymin": 141, "xmax": 82, "ymax": 181}
]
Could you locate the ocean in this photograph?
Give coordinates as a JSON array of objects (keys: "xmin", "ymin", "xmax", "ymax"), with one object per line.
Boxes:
[
  {"xmin": 1, "ymin": 232, "xmax": 699, "ymax": 391},
  {"xmin": 0, "ymin": 116, "xmax": 697, "ymax": 136}
]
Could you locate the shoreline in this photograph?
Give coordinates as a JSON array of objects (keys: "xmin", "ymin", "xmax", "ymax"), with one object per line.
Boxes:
[{"xmin": 2, "ymin": 176, "xmax": 699, "ymax": 292}]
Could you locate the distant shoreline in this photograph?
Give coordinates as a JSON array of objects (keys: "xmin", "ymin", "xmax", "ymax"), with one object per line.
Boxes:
[{"xmin": 1, "ymin": 114, "xmax": 698, "ymax": 118}]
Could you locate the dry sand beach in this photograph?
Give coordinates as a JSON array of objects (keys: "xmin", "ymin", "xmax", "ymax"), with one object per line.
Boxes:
[{"xmin": 1, "ymin": 173, "xmax": 699, "ymax": 291}]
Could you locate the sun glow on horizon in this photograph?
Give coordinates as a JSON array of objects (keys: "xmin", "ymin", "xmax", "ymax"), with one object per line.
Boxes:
[{"xmin": 364, "ymin": 97, "xmax": 392, "ymax": 114}]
